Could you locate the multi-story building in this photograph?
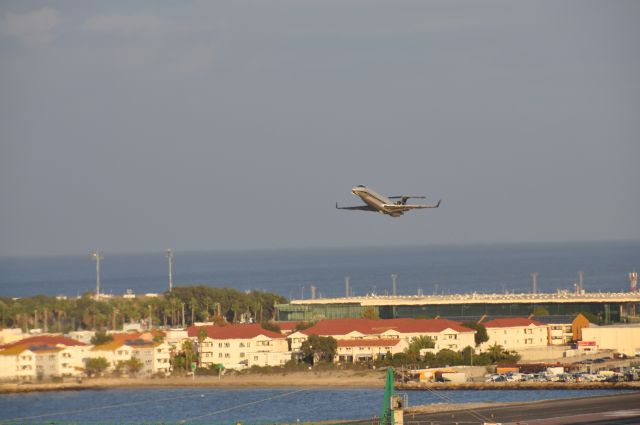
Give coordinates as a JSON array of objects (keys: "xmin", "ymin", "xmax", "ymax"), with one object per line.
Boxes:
[
  {"xmin": 90, "ymin": 341, "xmax": 134, "ymax": 371},
  {"xmin": 187, "ymin": 324, "xmax": 290, "ymax": 370},
  {"xmin": 480, "ymin": 318, "xmax": 547, "ymax": 351},
  {"xmin": 129, "ymin": 340, "xmax": 172, "ymax": 376},
  {"xmin": 287, "ymin": 318, "xmax": 476, "ymax": 363},
  {"xmin": 90, "ymin": 339, "xmax": 171, "ymax": 376},
  {"xmin": 0, "ymin": 335, "xmax": 88, "ymax": 380},
  {"xmin": 535, "ymin": 316, "xmax": 575, "ymax": 345},
  {"xmin": 335, "ymin": 339, "xmax": 406, "ymax": 363},
  {"xmin": 0, "ymin": 346, "xmax": 36, "ymax": 381}
]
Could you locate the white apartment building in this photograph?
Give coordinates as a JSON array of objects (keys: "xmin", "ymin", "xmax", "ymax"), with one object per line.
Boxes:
[
  {"xmin": 480, "ymin": 318, "xmax": 547, "ymax": 352},
  {"xmin": 187, "ymin": 324, "xmax": 289, "ymax": 370},
  {"xmin": 129, "ymin": 341, "xmax": 172, "ymax": 376},
  {"xmin": 335, "ymin": 339, "xmax": 407, "ymax": 363},
  {"xmin": 288, "ymin": 318, "xmax": 476, "ymax": 363}
]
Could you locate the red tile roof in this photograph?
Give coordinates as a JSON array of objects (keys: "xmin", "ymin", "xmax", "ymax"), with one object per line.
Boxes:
[
  {"xmin": 299, "ymin": 318, "xmax": 473, "ymax": 337},
  {"xmin": 337, "ymin": 339, "xmax": 401, "ymax": 348},
  {"xmin": 483, "ymin": 318, "xmax": 546, "ymax": 328},
  {"xmin": 0, "ymin": 335, "xmax": 86, "ymax": 350},
  {"xmin": 187, "ymin": 323, "xmax": 284, "ymax": 340},
  {"xmin": 276, "ymin": 322, "xmax": 304, "ymax": 333}
]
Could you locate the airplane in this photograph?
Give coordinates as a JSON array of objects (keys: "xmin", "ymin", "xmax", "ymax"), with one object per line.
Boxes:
[{"xmin": 336, "ymin": 185, "xmax": 441, "ymax": 217}]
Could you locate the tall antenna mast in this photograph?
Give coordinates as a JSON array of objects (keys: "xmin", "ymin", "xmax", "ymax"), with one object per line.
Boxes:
[
  {"xmin": 345, "ymin": 275, "xmax": 350, "ymax": 298},
  {"xmin": 578, "ymin": 271, "xmax": 584, "ymax": 293},
  {"xmin": 310, "ymin": 284, "xmax": 317, "ymax": 300},
  {"xmin": 531, "ymin": 272, "xmax": 538, "ymax": 295},
  {"xmin": 630, "ymin": 271, "xmax": 638, "ymax": 293},
  {"xmin": 91, "ymin": 250, "xmax": 104, "ymax": 300},
  {"xmin": 391, "ymin": 274, "xmax": 397, "ymax": 296},
  {"xmin": 164, "ymin": 249, "xmax": 173, "ymax": 292}
]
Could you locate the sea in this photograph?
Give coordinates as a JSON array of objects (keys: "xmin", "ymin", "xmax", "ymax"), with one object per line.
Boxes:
[
  {"xmin": 0, "ymin": 241, "xmax": 638, "ymax": 299},
  {"xmin": 0, "ymin": 388, "xmax": 632, "ymax": 424}
]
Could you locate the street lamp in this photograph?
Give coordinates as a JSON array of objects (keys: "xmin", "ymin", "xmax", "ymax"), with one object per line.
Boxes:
[
  {"xmin": 165, "ymin": 249, "xmax": 173, "ymax": 292},
  {"xmin": 90, "ymin": 250, "xmax": 104, "ymax": 299}
]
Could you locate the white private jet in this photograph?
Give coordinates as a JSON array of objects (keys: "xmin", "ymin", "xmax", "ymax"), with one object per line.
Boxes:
[{"xmin": 336, "ymin": 185, "xmax": 441, "ymax": 217}]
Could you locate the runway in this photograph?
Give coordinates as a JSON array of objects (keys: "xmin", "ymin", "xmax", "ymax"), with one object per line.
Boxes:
[{"xmin": 404, "ymin": 391, "xmax": 640, "ymax": 425}]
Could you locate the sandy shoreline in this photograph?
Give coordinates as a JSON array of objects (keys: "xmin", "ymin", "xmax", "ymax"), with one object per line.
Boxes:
[
  {"xmin": 2, "ymin": 370, "xmax": 639, "ymax": 394},
  {"xmin": 0, "ymin": 371, "xmax": 386, "ymax": 393}
]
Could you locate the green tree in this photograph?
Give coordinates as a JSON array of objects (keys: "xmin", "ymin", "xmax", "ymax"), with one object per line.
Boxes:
[
  {"xmin": 461, "ymin": 346, "xmax": 475, "ymax": 365},
  {"xmin": 486, "ymin": 343, "xmax": 521, "ymax": 364},
  {"xmin": 261, "ymin": 321, "xmax": 281, "ymax": 333},
  {"xmin": 85, "ymin": 357, "xmax": 109, "ymax": 377},
  {"xmin": 182, "ymin": 339, "xmax": 196, "ymax": 370},
  {"xmin": 294, "ymin": 322, "xmax": 314, "ymax": 332},
  {"xmin": 532, "ymin": 306, "xmax": 550, "ymax": 316},
  {"xmin": 435, "ymin": 349, "xmax": 463, "ymax": 366},
  {"xmin": 90, "ymin": 330, "xmax": 113, "ymax": 345},
  {"xmin": 462, "ymin": 322, "xmax": 489, "ymax": 346},
  {"xmin": 300, "ymin": 335, "xmax": 337, "ymax": 365},
  {"xmin": 405, "ymin": 336, "xmax": 435, "ymax": 361},
  {"xmin": 125, "ymin": 357, "xmax": 143, "ymax": 376},
  {"xmin": 487, "ymin": 343, "xmax": 504, "ymax": 363},
  {"xmin": 197, "ymin": 328, "xmax": 208, "ymax": 366}
]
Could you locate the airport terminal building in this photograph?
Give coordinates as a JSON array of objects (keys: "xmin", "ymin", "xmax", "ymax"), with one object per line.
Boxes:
[{"xmin": 276, "ymin": 292, "xmax": 640, "ymax": 324}]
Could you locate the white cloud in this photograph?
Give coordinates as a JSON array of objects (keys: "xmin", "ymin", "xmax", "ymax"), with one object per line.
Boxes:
[
  {"xmin": 82, "ymin": 13, "xmax": 169, "ymax": 37},
  {"xmin": 0, "ymin": 7, "xmax": 62, "ymax": 46}
]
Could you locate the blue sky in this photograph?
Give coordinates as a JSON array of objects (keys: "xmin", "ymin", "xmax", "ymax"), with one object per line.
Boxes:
[{"xmin": 1, "ymin": 1, "xmax": 639, "ymax": 256}]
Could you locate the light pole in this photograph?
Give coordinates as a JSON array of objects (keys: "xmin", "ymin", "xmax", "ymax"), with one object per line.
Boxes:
[
  {"xmin": 165, "ymin": 249, "xmax": 173, "ymax": 292},
  {"xmin": 90, "ymin": 250, "xmax": 103, "ymax": 300}
]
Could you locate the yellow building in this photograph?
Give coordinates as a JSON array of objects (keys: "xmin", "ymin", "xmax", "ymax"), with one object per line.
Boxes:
[{"xmin": 0, "ymin": 346, "xmax": 36, "ymax": 381}]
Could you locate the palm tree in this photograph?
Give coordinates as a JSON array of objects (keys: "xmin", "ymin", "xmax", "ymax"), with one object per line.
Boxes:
[
  {"xmin": 182, "ymin": 339, "xmax": 195, "ymax": 371},
  {"xmin": 488, "ymin": 343, "xmax": 504, "ymax": 363}
]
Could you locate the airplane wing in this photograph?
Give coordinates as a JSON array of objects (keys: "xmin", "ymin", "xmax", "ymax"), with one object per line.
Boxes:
[
  {"xmin": 336, "ymin": 202, "xmax": 377, "ymax": 212},
  {"xmin": 383, "ymin": 200, "xmax": 441, "ymax": 211}
]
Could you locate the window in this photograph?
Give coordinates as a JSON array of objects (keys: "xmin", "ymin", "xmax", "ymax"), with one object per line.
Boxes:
[
  {"xmin": 224, "ymin": 353, "xmax": 230, "ymax": 358},
  {"xmin": 219, "ymin": 343, "xmax": 223, "ymax": 348},
  {"xmin": 218, "ymin": 353, "xmax": 222, "ymax": 358},
  {"xmin": 240, "ymin": 353, "xmax": 245, "ymax": 358},
  {"xmin": 254, "ymin": 356, "xmax": 259, "ymax": 361},
  {"xmin": 239, "ymin": 343, "xmax": 245, "ymax": 348},
  {"xmin": 224, "ymin": 343, "xmax": 230, "ymax": 348}
]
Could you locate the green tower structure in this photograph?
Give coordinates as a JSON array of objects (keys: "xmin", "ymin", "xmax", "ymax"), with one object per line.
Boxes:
[{"xmin": 380, "ymin": 367, "xmax": 395, "ymax": 425}]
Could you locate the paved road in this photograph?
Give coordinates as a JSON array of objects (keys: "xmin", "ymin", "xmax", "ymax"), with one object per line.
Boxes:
[{"xmin": 404, "ymin": 391, "xmax": 640, "ymax": 425}]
